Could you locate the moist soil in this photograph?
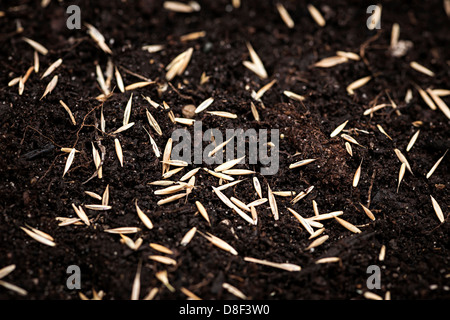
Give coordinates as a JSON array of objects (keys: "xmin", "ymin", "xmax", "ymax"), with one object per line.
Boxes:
[{"xmin": 0, "ymin": 0, "xmax": 449, "ymax": 300}]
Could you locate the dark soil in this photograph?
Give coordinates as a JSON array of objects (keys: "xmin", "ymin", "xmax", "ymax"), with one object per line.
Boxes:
[{"xmin": 0, "ymin": 0, "xmax": 449, "ymax": 300}]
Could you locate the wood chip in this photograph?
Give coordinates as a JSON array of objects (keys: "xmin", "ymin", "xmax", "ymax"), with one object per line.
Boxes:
[
  {"xmin": 276, "ymin": 3, "xmax": 294, "ymax": 28},
  {"xmin": 244, "ymin": 257, "xmax": 301, "ymax": 272},
  {"xmin": 359, "ymin": 203, "xmax": 376, "ymax": 221},
  {"xmin": 410, "ymin": 61, "xmax": 435, "ymax": 77},
  {"xmin": 314, "ymin": 56, "xmax": 348, "ymax": 68},
  {"xmin": 334, "ymin": 216, "xmax": 361, "ymax": 233},
  {"xmin": 180, "ymin": 227, "xmax": 197, "ymax": 246},
  {"xmin": 63, "ymin": 147, "xmax": 76, "ymax": 177},
  {"xmin": 330, "ymin": 120, "xmax": 348, "ymax": 137},
  {"xmin": 406, "ymin": 130, "xmax": 420, "ymax": 152},
  {"xmin": 306, "ymin": 235, "xmax": 329, "ymax": 250},
  {"xmin": 135, "ymin": 200, "xmax": 153, "ymax": 230},
  {"xmin": 21, "ymin": 226, "xmax": 56, "ymax": 247},
  {"xmin": 41, "ymin": 58, "xmax": 62, "ymax": 79},
  {"xmin": 430, "ymin": 195, "xmax": 445, "ymax": 223},
  {"xmin": 426, "ymin": 150, "xmax": 448, "ymax": 179},
  {"xmin": 243, "ymin": 42, "xmax": 268, "ymax": 79},
  {"xmin": 289, "ymin": 159, "xmax": 316, "ymax": 169},
  {"xmin": 22, "ymin": 37, "xmax": 48, "ymax": 55},
  {"xmin": 40, "ymin": 75, "xmax": 58, "ymax": 100},
  {"xmin": 307, "ymin": 4, "xmax": 326, "ymax": 27},
  {"xmin": 114, "ymin": 138, "xmax": 124, "ymax": 167},
  {"xmin": 346, "ymin": 76, "xmax": 371, "ymax": 95}
]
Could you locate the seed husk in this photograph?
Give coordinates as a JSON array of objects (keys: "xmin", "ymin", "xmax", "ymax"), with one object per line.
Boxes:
[
  {"xmin": 221, "ymin": 169, "xmax": 255, "ymax": 176},
  {"xmin": 174, "ymin": 117, "xmax": 196, "ymax": 126},
  {"xmin": 244, "ymin": 257, "xmax": 301, "ymax": 272},
  {"xmin": 22, "ymin": 37, "xmax": 48, "ymax": 55},
  {"xmin": 394, "ymin": 148, "xmax": 413, "ymax": 174},
  {"xmin": 114, "ymin": 66, "xmax": 125, "ymax": 93},
  {"xmin": 416, "ymin": 86, "xmax": 437, "ymax": 110},
  {"xmin": 306, "ymin": 235, "xmax": 329, "ymax": 250},
  {"xmin": 363, "ymin": 103, "xmax": 389, "ymax": 115},
  {"xmin": 149, "ymin": 243, "xmax": 173, "ymax": 255},
  {"xmin": 142, "ymin": 44, "xmax": 164, "ymax": 53},
  {"xmin": 195, "ymin": 201, "xmax": 210, "ymax": 225},
  {"xmin": 276, "ymin": 3, "xmax": 294, "ymax": 28},
  {"xmin": 20, "ymin": 226, "xmax": 56, "ymax": 247},
  {"xmin": 131, "ymin": 261, "xmax": 142, "ymax": 300},
  {"xmin": 253, "ymin": 79, "xmax": 277, "ymax": 101},
  {"xmin": 390, "ymin": 23, "xmax": 400, "ymax": 49},
  {"xmin": 56, "ymin": 217, "xmax": 83, "ymax": 227},
  {"xmin": 312, "ymin": 200, "xmax": 319, "ymax": 216},
  {"xmin": 253, "ymin": 177, "xmax": 263, "ymax": 198},
  {"xmin": 204, "ymin": 168, "xmax": 234, "ymax": 181},
  {"xmin": 334, "ymin": 216, "xmax": 361, "ymax": 233},
  {"xmin": 272, "ymin": 191, "xmax": 296, "ymax": 197},
  {"xmin": 397, "ymin": 163, "xmax": 406, "ymax": 193},
  {"xmin": 406, "ymin": 130, "xmax": 420, "ymax": 152},
  {"xmin": 283, "ymin": 90, "xmax": 305, "ymax": 101},
  {"xmin": 201, "ymin": 232, "xmax": 238, "ymax": 255},
  {"xmin": 0, "ymin": 280, "xmax": 28, "ymax": 296},
  {"xmin": 59, "ymin": 100, "xmax": 76, "ymax": 125},
  {"xmin": 364, "ymin": 291, "xmax": 383, "ymax": 300},
  {"xmin": 359, "ymin": 203, "xmax": 376, "ymax": 221},
  {"xmin": 114, "ymin": 138, "xmax": 123, "ymax": 167},
  {"xmin": 330, "ymin": 120, "xmax": 349, "ymax": 138},
  {"xmin": 100, "ymin": 106, "xmax": 106, "ymax": 132},
  {"xmin": 426, "ymin": 88, "xmax": 450, "ymax": 119},
  {"xmin": 307, "ymin": 4, "xmax": 326, "ymax": 27},
  {"xmin": 250, "ymin": 102, "xmax": 260, "ymax": 122},
  {"xmin": 166, "ymin": 47, "xmax": 193, "ymax": 81},
  {"xmin": 154, "ymin": 184, "xmax": 187, "ymax": 196},
  {"xmin": 180, "ymin": 227, "xmax": 197, "ymax": 246},
  {"xmin": 410, "ymin": 61, "xmax": 435, "ymax": 77},
  {"xmin": 0, "ymin": 265, "xmax": 16, "ymax": 280},
  {"xmin": 287, "ymin": 208, "xmax": 314, "ymax": 235},
  {"xmin": 430, "ymin": 195, "xmax": 445, "ymax": 223},
  {"xmin": 208, "ymin": 135, "xmax": 234, "ymax": 157},
  {"xmin": 104, "ymin": 227, "xmax": 141, "ymax": 234},
  {"xmin": 162, "ymin": 138, "xmax": 173, "ymax": 175},
  {"xmin": 346, "ymin": 76, "xmax": 371, "ymax": 95},
  {"xmin": 426, "ymin": 150, "xmax": 448, "ymax": 179},
  {"xmin": 40, "ymin": 75, "xmax": 58, "ymax": 100},
  {"xmin": 41, "ymin": 58, "xmax": 62, "ymax": 79},
  {"xmin": 341, "ymin": 133, "xmax": 363, "ymax": 147},
  {"xmin": 63, "ymin": 147, "xmax": 76, "ymax": 177},
  {"xmin": 195, "ymin": 97, "xmax": 214, "ymax": 114},
  {"xmin": 180, "ymin": 287, "xmax": 201, "ymax": 300},
  {"xmin": 314, "ymin": 56, "xmax": 348, "ymax": 68},
  {"xmin": 163, "ymin": 1, "xmax": 198, "ymax": 13},
  {"xmin": 120, "ymin": 233, "xmax": 138, "ymax": 251},
  {"xmin": 135, "ymin": 200, "xmax": 153, "ymax": 230},
  {"xmin": 247, "ymin": 198, "xmax": 268, "ymax": 208},
  {"xmin": 157, "ymin": 193, "xmax": 186, "ymax": 205},
  {"xmin": 289, "ymin": 159, "xmax": 316, "ymax": 169}
]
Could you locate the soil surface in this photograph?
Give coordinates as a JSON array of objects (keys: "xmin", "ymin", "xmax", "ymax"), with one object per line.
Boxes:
[{"xmin": 0, "ymin": 0, "xmax": 449, "ymax": 300}]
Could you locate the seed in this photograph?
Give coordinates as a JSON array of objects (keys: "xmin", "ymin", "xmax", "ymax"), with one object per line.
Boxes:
[
  {"xmin": 276, "ymin": 3, "xmax": 294, "ymax": 28},
  {"xmin": 253, "ymin": 79, "xmax": 277, "ymax": 101},
  {"xmin": 416, "ymin": 86, "xmax": 437, "ymax": 110},
  {"xmin": 122, "ymin": 94, "xmax": 133, "ymax": 126},
  {"xmin": 406, "ymin": 130, "xmax": 420, "ymax": 152},
  {"xmin": 359, "ymin": 203, "xmax": 376, "ymax": 221},
  {"xmin": 179, "ymin": 168, "xmax": 201, "ymax": 181},
  {"xmin": 243, "ymin": 42, "xmax": 268, "ymax": 79},
  {"xmin": 112, "ymin": 122, "xmax": 135, "ymax": 134},
  {"xmin": 307, "ymin": 4, "xmax": 326, "ymax": 27},
  {"xmin": 379, "ymin": 245, "xmax": 386, "ymax": 261},
  {"xmin": 336, "ymin": 51, "xmax": 360, "ymax": 61},
  {"xmin": 84, "ymin": 191, "xmax": 101, "ymax": 201},
  {"xmin": 212, "ymin": 187, "xmax": 254, "ymax": 224},
  {"xmin": 114, "ymin": 138, "xmax": 124, "ymax": 167},
  {"xmin": 353, "ymin": 160, "xmax": 362, "ymax": 187},
  {"xmin": 0, "ymin": 265, "xmax": 16, "ymax": 280},
  {"xmin": 397, "ymin": 163, "xmax": 406, "ymax": 193},
  {"xmin": 180, "ymin": 287, "xmax": 201, "ymax": 300},
  {"xmin": 157, "ymin": 193, "xmax": 186, "ymax": 205},
  {"xmin": 221, "ymin": 169, "xmax": 255, "ymax": 175},
  {"xmin": 215, "ymin": 179, "xmax": 244, "ymax": 191},
  {"xmin": 166, "ymin": 47, "xmax": 194, "ymax": 81},
  {"xmin": 330, "ymin": 120, "xmax": 349, "ymax": 138},
  {"xmin": 130, "ymin": 261, "xmax": 142, "ymax": 300},
  {"xmin": 104, "ymin": 227, "xmax": 141, "ymax": 234},
  {"xmin": 180, "ymin": 30, "xmax": 206, "ymax": 42},
  {"xmin": 312, "ymin": 200, "xmax": 319, "ymax": 216},
  {"xmin": 432, "ymin": 89, "xmax": 450, "ymax": 96},
  {"xmin": 120, "ymin": 233, "xmax": 138, "ymax": 251},
  {"xmin": 63, "ymin": 147, "xmax": 76, "ymax": 177},
  {"xmin": 149, "ymin": 255, "xmax": 177, "ymax": 266},
  {"xmin": 268, "ymin": 184, "xmax": 279, "ymax": 221},
  {"xmin": 252, "ymin": 177, "xmax": 263, "ymax": 198},
  {"xmin": 135, "ymin": 200, "xmax": 153, "ymax": 230},
  {"xmin": 230, "ymin": 197, "xmax": 251, "ymax": 212},
  {"xmin": 162, "ymin": 160, "xmax": 189, "ymax": 167},
  {"xmin": 334, "ymin": 216, "xmax": 361, "ymax": 233},
  {"xmin": 341, "ymin": 134, "xmax": 363, "ymax": 147},
  {"xmin": 85, "ymin": 23, "xmax": 112, "ymax": 54},
  {"xmin": 100, "ymin": 106, "xmax": 106, "ymax": 132},
  {"xmin": 72, "ymin": 203, "xmax": 90, "ymax": 226},
  {"xmin": 174, "ymin": 117, "xmax": 196, "ymax": 125},
  {"xmin": 308, "ymin": 211, "xmax": 343, "ymax": 221},
  {"xmin": 208, "ymin": 135, "xmax": 234, "ymax": 157},
  {"xmin": 346, "ymin": 76, "xmax": 371, "ymax": 95},
  {"xmin": 41, "ymin": 58, "xmax": 62, "ymax": 79},
  {"xmin": 306, "ymin": 235, "xmax": 329, "ymax": 250},
  {"xmin": 410, "ymin": 61, "xmax": 435, "ymax": 77},
  {"xmin": 206, "ymin": 111, "xmax": 237, "ymax": 119},
  {"xmin": 21, "ymin": 226, "xmax": 56, "ymax": 247},
  {"xmin": 155, "ymin": 270, "xmax": 175, "ymax": 293},
  {"xmin": 215, "ymin": 156, "xmax": 245, "ymax": 172},
  {"xmin": 201, "ymin": 232, "xmax": 238, "ymax": 255},
  {"xmin": 291, "ymin": 186, "xmax": 314, "ymax": 204},
  {"xmin": 59, "ymin": 100, "xmax": 76, "ymax": 125},
  {"xmin": 84, "ymin": 204, "xmax": 111, "ymax": 211},
  {"xmin": 316, "ymin": 257, "xmax": 341, "ymax": 264},
  {"xmin": 0, "ymin": 280, "xmax": 28, "ymax": 296},
  {"xmin": 162, "ymin": 138, "xmax": 173, "ymax": 175},
  {"xmin": 96, "ymin": 64, "xmax": 109, "ymax": 95},
  {"xmin": 91, "ymin": 143, "xmax": 102, "ymax": 178},
  {"xmin": 40, "ymin": 75, "xmax": 58, "ymax": 100},
  {"xmin": 283, "ymin": 90, "xmax": 305, "ymax": 101},
  {"xmin": 243, "ymin": 257, "xmax": 301, "ymax": 272},
  {"xmin": 163, "ymin": 1, "xmax": 197, "ymax": 13},
  {"xmin": 287, "ymin": 208, "xmax": 314, "ymax": 235},
  {"xmin": 250, "ymin": 206, "xmax": 258, "ymax": 224},
  {"xmin": 195, "ymin": 97, "xmax": 214, "ymax": 114},
  {"xmin": 195, "ymin": 201, "xmax": 210, "ymax": 225},
  {"xmin": 144, "ymin": 109, "xmax": 161, "ymax": 136},
  {"xmin": 142, "ymin": 44, "xmax": 164, "ymax": 53},
  {"xmin": 363, "ymin": 103, "xmax": 389, "ymax": 115},
  {"xmin": 22, "ymin": 37, "xmax": 48, "ymax": 55},
  {"xmin": 289, "ymin": 159, "xmax": 316, "ymax": 169},
  {"xmin": 390, "ymin": 23, "xmax": 400, "ymax": 49},
  {"xmin": 430, "ymin": 196, "xmax": 445, "ymax": 223},
  {"xmin": 180, "ymin": 227, "xmax": 197, "ymax": 246},
  {"xmin": 308, "ymin": 228, "xmax": 325, "ymax": 239},
  {"xmin": 345, "ymin": 142, "xmax": 353, "ymax": 156},
  {"xmin": 377, "ymin": 124, "xmax": 393, "ymax": 140},
  {"xmin": 223, "ymin": 283, "xmax": 247, "ymax": 300},
  {"xmin": 426, "ymin": 150, "xmax": 448, "ymax": 179},
  {"xmin": 204, "ymin": 168, "xmax": 234, "ymax": 181},
  {"xmin": 426, "ymin": 88, "xmax": 450, "ymax": 119},
  {"xmin": 314, "ymin": 56, "xmax": 348, "ymax": 68},
  {"xmin": 250, "ymin": 102, "xmax": 260, "ymax": 122},
  {"xmin": 114, "ymin": 66, "xmax": 125, "ymax": 93},
  {"xmin": 181, "ymin": 104, "xmax": 196, "ymax": 118},
  {"xmin": 394, "ymin": 148, "xmax": 413, "ymax": 174}
]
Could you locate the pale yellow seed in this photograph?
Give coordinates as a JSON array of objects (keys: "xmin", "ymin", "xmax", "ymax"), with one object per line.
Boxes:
[{"xmin": 276, "ymin": 3, "xmax": 295, "ymax": 28}]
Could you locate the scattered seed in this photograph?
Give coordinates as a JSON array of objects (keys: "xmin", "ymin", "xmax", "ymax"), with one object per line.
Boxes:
[
  {"xmin": 415, "ymin": 86, "xmax": 437, "ymax": 110},
  {"xmin": 394, "ymin": 148, "xmax": 413, "ymax": 174},
  {"xmin": 135, "ymin": 200, "xmax": 153, "ymax": 230},
  {"xmin": 287, "ymin": 208, "xmax": 314, "ymax": 235},
  {"xmin": 157, "ymin": 193, "xmax": 186, "ymax": 205},
  {"xmin": 283, "ymin": 90, "xmax": 305, "ymax": 101},
  {"xmin": 215, "ymin": 179, "xmax": 244, "ymax": 191},
  {"xmin": 0, "ymin": 280, "xmax": 28, "ymax": 296},
  {"xmin": 114, "ymin": 66, "xmax": 125, "ymax": 93},
  {"xmin": 291, "ymin": 186, "xmax": 314, "ymax": 204},
  {"xmin": 379, "ymin": 245, "xmax": 386, "ymax": 261},
  {"xmin": 59, "ymin": 100, "xmax": 76, "ymax": 125},
  {"xmin": 22, "ymin": 37, "xmax": 48, "ymax": 55},
  {"xmin": 130, "ymin": 261, "xmax": 142, "ymax": 300},
  {"xmin": 427, "ymin": 88, "xmax": 450, "ymax": 119},
  {"xmin": 195, "ymin": 97, "xmax": 214, "ymax": 114},
  {"xmin": 104, "ymin": 227, "xmax": 141, "ymax": 234},
  {"xmin": 166, "ymin": 47, "xmax": 194, "ymax": 81},
  {"xmin": 230, "ymin": 197, "xmax": 251, "ymax": 212},
  {"xmin": 336, "ymin": 51, "xmax": 360, "ymax": 61},
  {"xmin": 84, "ymin": 191, "xmax": 102, "ymax": 200},
  {"xmin": 346, "ymin": 76, "xmax": 371, "ymax": 95},
  {"xmin": 223, "ymin": 283, "xmax": 247, "ymax": 300},
  {"xmin": 306, "ymin": 235, "xmax": 329, "ymax": 250},
  {"xmin": 179, "ymin": 168, "xmax": 201, "ymax": 181},
  {"xmin": 0, "ymin": 265, "xmax": 16, "ymax": 280},
  {"xmin": 112, "ymin": 122, "xmax": 135, "ymax": 134},
  {"xmin": 276, "ymin": 3, "xmax": 294, "ymax": 28},
  {"xmin": 406, "ymin": 130, "xmax": 420, "ymax": 152},
  {"xmin": 114, "ymin": 138, "xmax": 124, "ymax": 167},
  {"xmin": 91, "ymin": 142, "xmax": 102, "ymax": 179},
  {"xmin": 364, "ymin": 291, "xmax": 383, "ymax": 300},
  {"xmin": 162, "ymin": 138, "xmax": 173, "ymax": 175},
  {"xmin": 222, "ymin": 169, "xmax": 255, "ymax": 176},
  {"xmin": 308, "ymin": 228, "xmax": 325, "ymax": 239},
  {"xmin": 63, "ymin": 147, "xmax": 76, "ymax": 177},
  {"xmin": 267, "ymin": 184, "xmax": 279, "ymax": 221},
  {"xmin": 40, "ymin": 75, "xmax": 58, "ymax": 100},
  {"xmin": 272, "ymin": 191, "xmax": 295, "ymax": 197},
  {"xmin": 308, "ymin": 211, "xmax": 343, "ymax": 221},
  {"xmin": 250, "ymin": 206, "xmax": 258, "ymax": 225},
  {"xmin": 201, "ymin": 232, "xmax": 238, "ymax": 255},
  {"xmin": 359, "ymin": 203, "xmax": 376, "ymax": 221},
  {"xmin": 180, "ymin": 287, "xmax": 201, "ymax": 300},
  {"xmin": 432, "ymin": 89, "xmax": 450, "ymax": 96},
  {"xmin": 243, "ymin": 42, "xmax": 268, "ymax": 79},
  {"xmin": 208, "ymin": 135, "xmax": 234, "ymax": 157},
  {"xmin": 363, "ymin": 103, "xmax": 389, "ymax": 115},
  {"xmin": 353, "ymin": 160, "xmax": 362, "ymax": 187},
  {"xmin": 72, "ymin": 203, "xmax": 90, "ymax": 226},
  {"xmin": 250, "ymin": 102, "xmax": 260, "ymax": 122},
  {"xmin": 410, "ymin": 61, "xmax": 435, "ymax": 77},
  {"xmin": 84, "ymin": 204, "xmax": 112, "ymax": 211},
  {"xmin": 390, "ymin": 23, "xmax": 400, "ymax": 49},
  {"xmin": 341, "ymin": 133, "xmax": 363, "ymax": 147},
  {"xmin": 244, "ymin": 257, "xmax": 301, "ymax": 272},
  {"xmin": 204, "ymin": 168, "xmax": 234, "ymax": 181},
  {"xmin": 206, "ymin": 111, "xmax": 237, "ymax": 119},
  {"xmin": 155, "ymin": 270, "xmax": 175, "ymax": 292},
  {"xmin": 180, "ymin": 30, "xmax": 206, "ymax": 42},
  {"xmin": 430, "ymin": 195, "xmax": 445, "ymax": 223},
  {"xmin": 426, "ymin": 150, "xmax": 448, "ymax": 179},
  {"xmin": 334, "ymin": 216, "xmax": 361, "ymax": 233},
  {"xmin": 215, "ymin": 156, "xmax": 245, "ymax": 172},
  {"xmin": 180, "ymin": 227, "xmax": 197, "ymax": 246},
  {"xmin": 212, "ymin": 187, "xmax": 254, "ymax": 224},
  {"xmin": 253, "ymin": 177, "xmax": 263, "ymax": 198},
  {"xmin": 41, "ymin": 58, "xmax": 62, "ymax": 79},
  {"xmin": 195, "ymin": 201, "xmax": 210, "ymax": 225},
  {"xmin": 314, "ymin": 56, "xmax": 348, "ymax": 68},
  {"xmin": 120, "ymin": 233, "xmax": 138, "ymax": 251},
  {"xmin": 174, "ymin": 117, "xmax": 196, "ymax": 125},
  {"xmin": 330, "ymin": 120, "xmax": 349, "ymax": 138},
  {"xmin": 56, "ymin": 217, "xmax": 83, "ymax": 227},
  {"xmin": 149, "ymin": 255, "xmax": 177, "ymax": 266},
  {"xmin": 142, "ymin": 44, "xmax": 164, "ymax": 53},
  {"xmin": 312, "ymin": 200, "xmax": 319, "ymax": 216},
  {"xmin": 377, "ymin": 124, "xmax": 393, "ymax": 140},
  {"xmin": 100, "ymin": 106, "xmax": 106, "ymax": 132},
  {"xmin": 307, "ymin": 4, "xmax": 326, "ymax": 27},
  {"xmin": 289, "ymin": 159, "xmax": 316, "ymax": 169},
  {"xmin": 123, "ymin": 94, "xmax": 133, "ymax": 126},
  {"xmin": 316, "ymin": 257, "xmax": 341, "ymax": 264},
  {"xmin": 397, "ymin": 163, "xmax": 406, "ymax": 193},
  {"xmin": 85, "ymin": 23, "xmax": 112, "ymax": 54},
  {"xmin": 345, "ymin": 142, "xmax": 353, "ymax": 156},
  {"xmin": 20, "ymin": 226, "xmax": 56, "ymax": 247},
  {"xmin": 163, "ymin": 1, "xmax": 199, "ymax": 13}
]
